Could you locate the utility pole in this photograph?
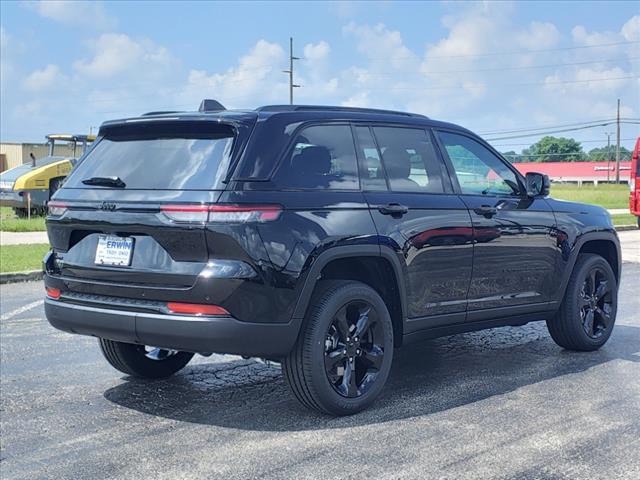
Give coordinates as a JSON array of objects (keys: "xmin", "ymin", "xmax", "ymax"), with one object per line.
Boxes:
[
  {"xmin": 605, "ymin": 132, "xmax": 613, "ymax": 182},
  {"xmin": 282, "ymin": 37, "xmax": 300, "ymax": 105},
  {"xmin": 615, "ymin": 98, "xmax": 621, "ymax": 184}
]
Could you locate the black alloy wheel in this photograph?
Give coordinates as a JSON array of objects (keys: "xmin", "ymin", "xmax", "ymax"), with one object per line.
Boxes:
[
  {"xmin": 324, "ymin": 300, "xmax": 385, "ymax": 398},
  {"xmin": 283, "ymin": 280, "xmax": 394, "ymax": 415},
  {"xmin": 578, "ymin": 266, "xmax": 613, "ymax": 339}
]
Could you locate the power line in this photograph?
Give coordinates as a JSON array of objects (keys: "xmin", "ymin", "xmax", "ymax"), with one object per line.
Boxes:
[
  {"xmin": 362, "ymin": 40, "xmax": 639, "ymax": 62},
  {"xmin": 485, "ymin": 120, "xmax": 640, "ymax": 141},
  {"xmin": 351, "ymin": 56, "xmax": 639, "ymax": 77},
  {"xmin": 479, "ymin": 118, "xmax": 639, "ymax": 135},
  {"xmin": 357, "ymin": 75, "xmax": 639, "ymax": 92},
  {"xmin": 35, "ymin": 71, "xmax": 639, "ymax": 110},
  {"xmin": 502, "ymin": 152, "xmax": 629, "ymax": 157},
  {"xmin": 491, "ymin": 137, "xmax": 637, "ymax": 147}
]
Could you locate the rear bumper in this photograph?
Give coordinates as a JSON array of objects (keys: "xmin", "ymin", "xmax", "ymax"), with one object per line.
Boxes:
[{"xmin": 45, "ymin": 298, "xmax": 299, "ymax": 358}]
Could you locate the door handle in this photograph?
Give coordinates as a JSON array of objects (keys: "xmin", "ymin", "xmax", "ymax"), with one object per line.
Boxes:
[
  {"xmin": 378, "ymin": 203, "xmax": 409, "ymax": 216},
  {"xmin": 473, "ymin": 205, "xmax": 498, "ymax": 217}
]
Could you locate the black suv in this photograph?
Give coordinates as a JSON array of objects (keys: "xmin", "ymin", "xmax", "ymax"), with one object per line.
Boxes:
[{"xmin": 44, "ymin": 101, "xmax": 621, "ymax": 415}]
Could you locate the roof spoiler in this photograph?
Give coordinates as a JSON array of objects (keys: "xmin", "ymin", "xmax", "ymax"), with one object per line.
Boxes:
[{"xmin": 198, "ymin": 99, "xmax": 226, "ymax": 112}]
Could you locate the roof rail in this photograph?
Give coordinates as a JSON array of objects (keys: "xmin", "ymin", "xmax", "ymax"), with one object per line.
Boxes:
[
  {"xmin": 256, "ymin": 104, "xmax": 427, "ymax": 118},
  {"xmin": 199, "ymin": 99, "xmax": 226, "ymax": 112},
  {"xmin": 141, "ymin": 111, "xmax": 180, "ymax": 116}
]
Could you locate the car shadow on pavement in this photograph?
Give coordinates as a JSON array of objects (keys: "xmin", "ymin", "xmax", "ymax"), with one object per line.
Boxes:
[{"xmin": 103, "ymin": 323, "xmax": 640, "ymax": 431}]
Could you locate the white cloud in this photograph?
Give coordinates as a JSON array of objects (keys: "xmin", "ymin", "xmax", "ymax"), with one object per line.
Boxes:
[
  {"xmin": 2, "ymin": 4, "xmax": 637, "ymax": 150},
  {"xmin": 304, "ymin": 41, "xmax": 331, "ymax": 61},
  {"xmin": 545, "ymin": 66, "xmax": 631, "ymax": 93},
  {"xmin": 344, "ymin": 22, "xmax": 418, "ymax": 70},
  {"xmin": 341, "ymin": 91, "xmax": 370, "ymax": 107},
  {"xmin": 13, "ymin": 100, "xmax": 43, "ymax": 119},
  {"xmin": 328, "ymin": 1, "xmax": 358, "ymax": 19},
  {"xmin": 73, "ymin": 34, "xmax": 174, "ymax": 79},
  {"xmin": 516, "ymin": 21, "xmax": 561, "ymax": 49},
  {"xmin": 180, "ymin": 39, "xmax": 286, "ymax": 108},
  {"xmin": 26, "ymin": 1, "xmax": 116, "ymax": 30},
  {"xmin": 621, "ymin": 15, "xmax": 640, "ymax": 42},
  {"xmin": 24, "ymin": 64, "xmax": 65, "ymax": 91}
]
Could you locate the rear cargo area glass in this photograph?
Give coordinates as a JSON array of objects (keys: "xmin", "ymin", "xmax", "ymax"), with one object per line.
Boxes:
[{"xmin": 64, "ymin": 122, "xmax": 235, "ymax": 190}]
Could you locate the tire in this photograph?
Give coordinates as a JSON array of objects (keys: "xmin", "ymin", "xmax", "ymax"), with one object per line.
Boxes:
[
  {"xmin": 13, "ymin": 208, "xmax": 28, "ymax": 218},
  {"xmin": 283, "ymin": 280, "xmax": 394, "ymax": 416},
  {"xmin": 99, "ymin": 339, "xmax": 194, "ymax": 379},
  {"xmin": 546, "ymin": 253, "xmax": 617, "ymax": 351}
]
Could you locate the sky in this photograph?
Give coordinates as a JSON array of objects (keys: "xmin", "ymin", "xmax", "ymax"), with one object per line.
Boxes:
[{"xmin": 1, "ymin": 0, "xmax": 638, "ymax": 153}]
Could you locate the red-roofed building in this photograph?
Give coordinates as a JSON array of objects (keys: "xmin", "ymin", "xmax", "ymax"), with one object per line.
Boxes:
[{"xmin": 513, "ymin": 161, "xmax": 631, "ymax": 185}]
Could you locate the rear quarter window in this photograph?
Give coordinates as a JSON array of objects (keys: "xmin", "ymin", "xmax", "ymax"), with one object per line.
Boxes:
[
  {"xmin": 272, "ymin": 124, "xmax": 359, "ymax": 190},
  {"xmin": 64, "ymin": 122, "xmax": 235, "ymax": 190}
]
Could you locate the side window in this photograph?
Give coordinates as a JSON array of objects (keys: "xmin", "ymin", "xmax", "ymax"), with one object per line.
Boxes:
[
  {"xmin": 373, "ymin": 127, "xmax": 444, "ymax": 193},
  {"xmin": 354, "ymin": 126, "xmax": 386, "ymax": 191},
  {"xmin": 274, "ymin": 124, "xmax": 359, "ymax": 190},
  {"xmin": 437, "ymin": 131, "xmax": 521, "ymax": 196}
]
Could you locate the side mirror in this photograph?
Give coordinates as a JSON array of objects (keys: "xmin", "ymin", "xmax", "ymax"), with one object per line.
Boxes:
[{"xmin": 525, "ymin": 172, "xmax": 550, "ymax": 197}]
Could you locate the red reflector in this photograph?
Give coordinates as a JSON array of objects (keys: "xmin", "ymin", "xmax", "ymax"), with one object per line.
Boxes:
[
  {"xmin": 46, "ymin": 287, "xmax": 61, "ymax": 299},
  {"xmin": 166, "ymin": 302, "xmax": 229, "ymax": 316}
]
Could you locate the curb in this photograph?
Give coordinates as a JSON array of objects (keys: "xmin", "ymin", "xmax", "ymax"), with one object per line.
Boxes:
[
  {"xmin": 615, "ymin": 225, "xmax": 638, "ymax": 232},
  {"xmin": 0, "ymin": 270, "xmax": 43, "ymax": 284}
]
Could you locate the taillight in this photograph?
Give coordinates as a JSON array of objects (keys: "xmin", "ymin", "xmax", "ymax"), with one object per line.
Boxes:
[
  {"xmin": 46, "ymin": 287, "xmax": 61, "ymax": 299},
  {"xmin": 166, "ymin": 302, "xmax": 229, "ymax": 316},
  {"xmin": 160, "ymin": 204, "xmax": 282, "ymax": 223},
  {"xmin": 630, "ymin": 178, "xmax": 635, "ymax": 192},
  {"xmin": 160, "ymin": 204, "xmax": 210, "ymax": 223},
  {"xmin": 48, "ymin": 201, "xmax": 68, "ymax": 216},
  {"xmin": 207, "ymin": 205, "xmax": 282, "ymax": 223}
]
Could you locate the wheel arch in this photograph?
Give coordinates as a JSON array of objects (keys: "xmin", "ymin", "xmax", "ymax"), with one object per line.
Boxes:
[
  {"xmin": 556, "ymin": 231, "xmax": 621, "ymax": 302},
  {"xmin": 291, "ymin": 245, "xmax": 407, "ymax": 347}
]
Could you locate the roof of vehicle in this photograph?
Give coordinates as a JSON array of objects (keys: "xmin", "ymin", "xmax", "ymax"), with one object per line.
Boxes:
[
  {"xmin": 102, "ymin": 105, "xmax": 468, "ymax": 132},
  {"xmin": 46, "ymin": 134, "xmax": 96, "ymax": 142}
]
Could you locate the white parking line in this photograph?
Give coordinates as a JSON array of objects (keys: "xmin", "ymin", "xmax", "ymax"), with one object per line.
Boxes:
[{"xmin": 1, "ymin": 300, "xmax": 44, "ymax": 321}]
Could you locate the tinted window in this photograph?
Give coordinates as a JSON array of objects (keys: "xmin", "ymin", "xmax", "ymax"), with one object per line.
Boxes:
[
  {"xmin": 373, "ymin": 127, "xmax": 444, "ymax": 193},
  {"xmin": 354, "ymin": 126, "xmax": 386, "ymax": 191},
  {"xmin": 438, "ymin": 131, "xmax": 521, "ymax": 196},
  {"xmin": 274, "ymin": 124, "xmax": 359, "ymax": 190},
  {"xmin": 65, "ymin": 122, "xmax": 235, "ymax": 190}
]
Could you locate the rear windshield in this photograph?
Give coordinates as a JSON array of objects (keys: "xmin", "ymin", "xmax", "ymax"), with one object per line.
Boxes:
[{"xmin": 64, "ymin": 122, "xmax": 235, "ymax": 190}]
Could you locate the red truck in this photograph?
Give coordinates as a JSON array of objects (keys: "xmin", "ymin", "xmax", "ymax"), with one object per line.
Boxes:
[{"xmin": 630, "ymin": 137, "xmax": 640, "ymax": 228}]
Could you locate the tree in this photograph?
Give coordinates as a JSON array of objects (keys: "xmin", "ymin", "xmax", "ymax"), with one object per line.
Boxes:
[
  {"xmin": 500, "ymin": 150, "xmax": 523, "ymax": 163},
  {"xmin": 521, "ymin": 136, "xmax": 586, "ymax": 162},
  {"xmin": 587, "ymin": 146, "xmax": 631, "ymax": 162}
]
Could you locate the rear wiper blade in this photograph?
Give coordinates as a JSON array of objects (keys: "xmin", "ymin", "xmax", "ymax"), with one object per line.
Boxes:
[{"xmin": 81, "ymin": 176, "xmax": 126, "ymax": 188}]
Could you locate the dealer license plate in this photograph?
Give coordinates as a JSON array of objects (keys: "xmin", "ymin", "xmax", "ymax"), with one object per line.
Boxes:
[{"xmin": 95, "ymin": 235, "xmax": 134, "ymax": 266}]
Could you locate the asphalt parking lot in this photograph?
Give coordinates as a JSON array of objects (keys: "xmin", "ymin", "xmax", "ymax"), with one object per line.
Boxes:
[{"xmin": 1, "ymin": 231, "xmax": 639, "ymax": 479}]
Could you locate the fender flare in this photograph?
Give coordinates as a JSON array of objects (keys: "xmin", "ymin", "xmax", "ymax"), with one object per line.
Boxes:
[
  {"xmin": 554, "ymin": 229, "xmax": 621, "ymax": 303},
  {"xmin": 291, "ymin": 244, "xmax": 408, "ymax": 323}
]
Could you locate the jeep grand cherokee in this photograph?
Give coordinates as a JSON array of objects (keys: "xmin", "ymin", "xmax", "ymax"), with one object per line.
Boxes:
[{"xmin": 44, "ymin": 100, "xmax": 621, "ymax": 415}]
